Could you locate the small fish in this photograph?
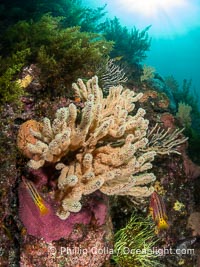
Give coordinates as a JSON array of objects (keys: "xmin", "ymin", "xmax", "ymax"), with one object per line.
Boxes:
[
  {"xmin": 22, "ymin": 177, "xmax": 49, "ymax": 215},
  {"xmin": 149, "ymin": 191, "xmax": 169, "ymax": 231}
]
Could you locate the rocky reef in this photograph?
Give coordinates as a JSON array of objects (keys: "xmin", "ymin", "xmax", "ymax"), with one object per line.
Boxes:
[
  {"xmin": 0, "ymin": 71, "xmax": 199, "ymax": 266},
  {"xmin": 17, "ymin": 76, "xmax": 158, "ymax": 223}
]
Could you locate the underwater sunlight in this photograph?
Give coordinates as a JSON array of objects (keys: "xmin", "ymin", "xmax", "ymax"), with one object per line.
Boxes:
[
  {"xmin": 116, "ymin": 0, "xmax": 188, "ymax": 17},
  {"xmin": 85, "ymin": 0, "xmax": 200, "ymax": 100},
  {"xmin": 117, "ymin": 0, "xmax": 194, "ymax": 35},
  {"xmin": 87, "ymin": 0, "xmax": 200, "ymax": 37}
]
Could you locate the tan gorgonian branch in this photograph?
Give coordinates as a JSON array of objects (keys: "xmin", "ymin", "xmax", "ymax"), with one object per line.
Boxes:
[
  {"xmin": 142, "ymin": 123, "xmax": 188, "ymax": 155},
  {"xmin": 17, "ymin": 76, "xmax": 157, "ymax": 219},
  {"xmin": 96, "ymin": 59, "xmax": 128, "ymax": 91}
]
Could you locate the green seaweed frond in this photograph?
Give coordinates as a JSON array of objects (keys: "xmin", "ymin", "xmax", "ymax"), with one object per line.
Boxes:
[
  {"xmin": 0, "ymin": 48, "xmax": 30, "ymax": 107},
  {"xmin": 113, "ymin": 213, "xmax": 160, "ymax": 267}
]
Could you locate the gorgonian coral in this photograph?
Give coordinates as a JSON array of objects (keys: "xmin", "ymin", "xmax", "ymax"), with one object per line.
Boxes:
[
  {"xmin": 17, "ymin": 76, "xmax": 157, "ymax": 219},
  {"xmin": 176, "ymin": 102, "xmax": 192, "ymax": 128}
]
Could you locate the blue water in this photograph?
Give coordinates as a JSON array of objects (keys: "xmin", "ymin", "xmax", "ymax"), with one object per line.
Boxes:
[
  {"xmin": 84, "ymin": 0, "xmax": 200, "ymax": 103},
  {"xmin": 146, "ymin": 28, "xmax": 200, "ymax": 95}
]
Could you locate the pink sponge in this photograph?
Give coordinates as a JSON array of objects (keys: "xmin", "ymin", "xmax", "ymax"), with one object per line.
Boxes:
[{"xmin": 18, "ymin": 181, "xmax": 107, "ymax": 242}]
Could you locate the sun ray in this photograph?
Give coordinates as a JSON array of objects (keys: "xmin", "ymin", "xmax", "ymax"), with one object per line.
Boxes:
[{"xmin": 105, "ymin": 0, "xmax": 200, "ymax": 37}]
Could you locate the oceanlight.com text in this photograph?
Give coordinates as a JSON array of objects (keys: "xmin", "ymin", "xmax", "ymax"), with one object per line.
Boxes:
[{"xmin": 47, "ymin": 246, "xmax": 195, "ymax": 257}]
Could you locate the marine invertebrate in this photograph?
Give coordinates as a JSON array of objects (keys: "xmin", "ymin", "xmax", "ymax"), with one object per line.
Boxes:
[
  {"xmin": 187, "ymin": 212, "xmax": 200, "ymax": 236},
  {"xmin": 20, "ymin": 220, "xmax": 112, "ymax": 266},
  {"xmin": 97, "ymin": 59, "xmax": 128, "ymax": 91},
  {"xmin": 173, "ymin": 200, "xmax": 185, "ymax": 212},
  {"xmin": 181, "ymin": 148, "xmax": 200, "ymax": 179},
  {"xmin": 17, "ymin": 76, "xmax": 157, "ymax": 219},
  {"xmin": 17, "ymin": 120, "xmax": 42, "ymax": 159},
  {"xmin": 157, "ymin": 93, "xmax": 170, "ymax": 109},
  {"xmin": 143, "ymin": 123, "xmax": 188, "ymax": 155},
  {"xmin": 160, "ymin": 113, "xmax": 175, "ymax": 129},
  {"xmin": 176, "ymin": 102, "xmax": 192, "ymax": 128},
  {"xmin": 113, "ymin": 212, "xmax": 160, "ymax": 267},
  {"xmin": 140, "ymin": 65, "xmax": 155, "ymax": 82},
  {"xmin": 139, "ymin": 90, "xmax": 158, "ymax": 103},
  {"xmin": 17, "ymin": 74, "xmax": 33, "ymax": 88},
  {"xmin": 18, "ymin": 176, "xmax": 108, "ymax": 242}
]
